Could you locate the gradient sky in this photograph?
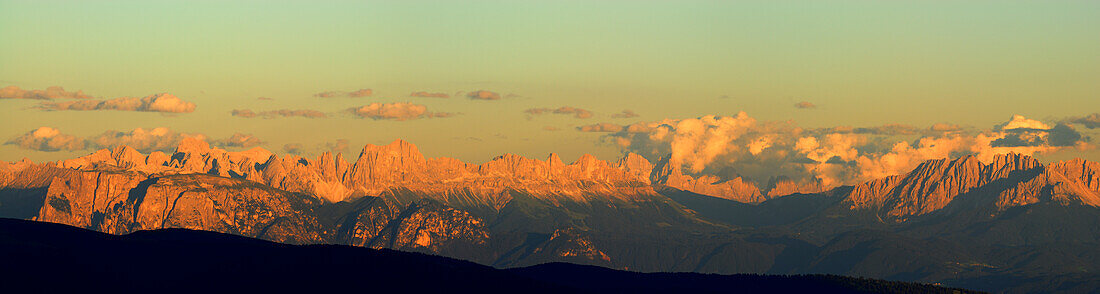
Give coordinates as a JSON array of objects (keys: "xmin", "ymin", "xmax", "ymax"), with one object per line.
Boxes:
[{"xmin": 1, "ymin": 0, "xmax": 1098, "ymax": 167}]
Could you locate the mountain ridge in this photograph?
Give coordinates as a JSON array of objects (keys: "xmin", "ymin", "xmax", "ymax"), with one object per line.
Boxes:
[{"xmin": 3, "ymin": 139, "xmax": 1100, "ymax": 292}]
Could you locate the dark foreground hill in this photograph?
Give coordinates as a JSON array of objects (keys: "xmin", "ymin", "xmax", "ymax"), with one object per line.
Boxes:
[{"xmin": 0, "ymin": 218, "xmax": 976, "ymax": 294}]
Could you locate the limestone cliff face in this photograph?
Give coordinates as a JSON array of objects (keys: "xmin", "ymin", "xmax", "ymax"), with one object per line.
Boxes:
[
  {"xmin": 36, "ymin": 169, "xmax": 147, "ymax": 234},
  {"xmin": 52, "ymin": 139, "xmax": 674, "ymax": 204},
  {"xmin": 12, "ymin": 139, "xmax": 1100, "ymax": 230},
  {"xmin": 366, "ymin": 199, "xmax": 490, "ymax": 253},
  {"xmin": 650, "ymin": 156, "xmax": 765, "ymax": 203},
  {"xmin": 130, "ymin": 174, "xmax": 327, "ymax": 244},
  {"xmin": 1048, "ymin": 158, "xmax": 1100, "ymax": 193},
  {"xmin": 764, "ymin": 176, "xmax": 824, "ymax": 198},
  {"xmin": 33, "ymin": 169, "xmax": 327, "ymax": 244},
  {"xmin": 842, "ymin": 153, "xmax": 1099, "ymax": 220}
]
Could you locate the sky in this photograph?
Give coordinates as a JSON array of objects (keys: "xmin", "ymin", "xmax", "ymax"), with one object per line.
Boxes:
[{"xmin": 1, "ymin": 1, "xmax": 1098, "ymax": 186}]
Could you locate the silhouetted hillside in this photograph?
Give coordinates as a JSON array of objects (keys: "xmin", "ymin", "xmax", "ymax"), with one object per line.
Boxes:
[{"xmin": 0, "ymin": 218, "xmax": 977, "ymax": 294}]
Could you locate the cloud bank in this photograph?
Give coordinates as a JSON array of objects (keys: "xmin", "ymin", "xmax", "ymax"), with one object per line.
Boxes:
[
  {"xmin": 349, "ymin": 102, "xmax": 453, "ymax": 121},
  {"xmin": 5, "ymin": 127, "xmax": 86, "ymax": 151},
  {"xmin": 0, "ymin": 86, "xmax": 93, "ymax": 100},
  {"xmin": 603, "ymin": 112, "xmax": 1091, "ymax": 188},
  {"xmin": 7, "ymin": 127, "xmax": 266, "ymax": 154},
  {"xmin": 38, "ymin": 93, "xmax": 196, "ymax": 113},
  {"xmin": 1070, "ymin": 113, "xmax": 1100, "ymax": 129}
]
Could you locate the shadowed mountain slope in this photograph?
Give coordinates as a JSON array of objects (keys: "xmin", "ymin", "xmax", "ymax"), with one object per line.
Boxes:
[{"xmin": 0, "ymin": 218, "xmax": 981, "ymax": 294}]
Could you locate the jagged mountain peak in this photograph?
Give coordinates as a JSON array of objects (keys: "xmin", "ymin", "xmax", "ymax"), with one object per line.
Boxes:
[
  {"xmin": 764, "ymin": 176, "xmax": 824, "ymax": 198},
  {"xmin": 175, "ymin": 137, "xmax": 210, "ymax": 154}
]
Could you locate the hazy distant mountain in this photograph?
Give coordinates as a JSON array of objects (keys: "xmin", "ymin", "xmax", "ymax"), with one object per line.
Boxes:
[{"xmin": 2, "ymin": 139, "xmax": 1099, "ymax": 293}]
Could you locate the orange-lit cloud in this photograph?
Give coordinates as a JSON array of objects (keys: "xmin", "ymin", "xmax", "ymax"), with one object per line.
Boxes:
[
  {"xmin": 326, "ymin": 139, "xmax": 350, "ymax": 154},
  {"xmin": 348, "ymin": 102, "xmax": 453, "ymax": 121},
  {"xmin": 611, "ymin": 110, "xmax": 639, "ymax": 118},
  {"xmin": 315, "ymin": 89, "xmax": 373, "ymax": 98},
  {"xmin": 283, "ymin": 143, "xmax": 304, "ymax": 154},
  {"xmin": 795, "ymin": 101, "xmax": 816, "ymax": 109},
  {"xmin": 231, "ymin": 109, "xmax": 327, "ymax": 119},
  {"xmin": 6, "ymin": 127, "xmax": 266, "ymax": 153},
  {"xmin": 577, "ymin": 123, "xmax": 624, "ymax": 132},
  {"xmin": 87, "ymin": 127, "xmax": 208, "ymax": 153},
  {"xmin": 604, "ymin": 113, "xmax": 1089, "ymax": 188},
  {"xmin": 410, "ymin": 91, "xmax": 450, "ymax": 98},
  {"xmin": 1070, "ymin": 113, "xmax": 1100, "ymax": 129},
  {"xmin": 525, "ymin": 106, "xmax": 593, "ymax": 119},
  {"xmin": 466, "ymin": 90, "xmax": 501, "ymax": 100},
  {"xmin": 0, "ymin": 86, "xmax": 94, "ymax": 100},
  {"xmin": 5, "ymin": 127, "xmax": 86, "ymax": 151},
  {"xmin": 38, "ymin": 93, "xmax": 196, "ymax": 113}
]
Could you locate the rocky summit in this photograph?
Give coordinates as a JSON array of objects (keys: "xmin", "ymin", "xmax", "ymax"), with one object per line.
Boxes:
[{"xmin": 3, "ymin": 139, "xmax": 1100, "ymax": 293}]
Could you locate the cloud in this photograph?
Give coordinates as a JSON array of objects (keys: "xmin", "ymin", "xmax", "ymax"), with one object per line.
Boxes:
[
  {"xmin": 283, "ymin": 143, "xmax": 304, "ymax": 155},
  {"xmin": 0, "ymin": 86, "xmax": 93, "ymax": 100},
  {"xmin": 87, "ymin": 127, "xmax": 207, "ymax": 153},
  {"xmin": 326, "ymin": 139, "xmax": 350, "ymax": 154},
  {"xmin": 817, "ymin": 124, "xmax": 918, "ymax": 136},
  {"xmin": 929, "ymin": 123, "xmax": 962, "ymax": 133},
  {"xmin": 603, "ymin": 113, "xmax": 1089, "ymax": 188},
  {"xmin": 348, "ymin": 102, "xmax": 453, "ymax": 121},
  {"xmin": 215, "ymin": 133, "xmax": 263, "ymax": 148},
  {"xmin": 577, "ymin": 123, "xmax": 624, "ymax": 132},
  {"xmin": 611, "ymin": 110, "xmax": 639, "ymax": 118},
  {"xmin": 5, "ymin": 127, "xmax": 85, "ymax": 151},
  {"xmin": 38, "ymin": 93, "xmax": 196, "ymax": 113},
  {"xmin": 231, "ymin": 109, "xmax": 327, "ymax": 119},
  {"xmin": 348, "ymin": 89, "xmax": 373, "ymax": 97},
  {"xmin": 1070, "ymin": 113, "xmax": 1100, "ymax": 129},
  {"xmin": 410, "ymin": 91, "xmax": 450, "ymax": 98},
  {"xmin": 997, "ymin": 114, "xmax": 1050, "ymax": 130},
  {"xmin": 524, "ymin": 106, "xmax": 593, "ymax": 119},
  {"xmin": 315, "ymin": 89, "xmax": 372, "ymax": 98},
  {"xmin": 795, "ymin": 101, "xmax": 816, "ymax": 109},
  {"xmin": 6, "ymin": 127, "xmax": 266, "ymax": 154},
  {"xmin": 992, "ymin": 122, "xmax": 1082, "ymax": 148},
  {"xmin": 466, "ymin": 90, "xmax": 501, "ymax": 100}
]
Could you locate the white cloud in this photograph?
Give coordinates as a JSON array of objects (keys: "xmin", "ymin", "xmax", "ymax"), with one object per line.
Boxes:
[{"xmin": 604, "ymin": 112, "xmax": 1088, "ymax": 188}]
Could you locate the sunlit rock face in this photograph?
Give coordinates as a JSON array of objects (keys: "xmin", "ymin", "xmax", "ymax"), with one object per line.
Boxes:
[
  {"xmin": 840, "ymin": 153, "xmax": 1100, "ymax": 221},
  {"xmin": 33, "ymin": 169, "xmax": 328, "ymax": 244},
  {"xmin": 764, "ymin": 176, "xmax": 824, "ymax": 198},
  {"xmin": 650, "ymin": 156, "xmax": 765, "ymax": 203},
  {"xmin": 4, "ymin": 138, "xmax": 1100, "ymax": 287}
]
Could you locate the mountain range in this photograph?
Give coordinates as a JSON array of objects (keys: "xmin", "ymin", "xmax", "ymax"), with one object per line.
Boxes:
[
  {"xmin": 0, "ymin": 218, "xmax": 978, "ymax": 293},
  {"xmin": 2, "ymin": 138, "xmax": 1099, "ymax": 293}
]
